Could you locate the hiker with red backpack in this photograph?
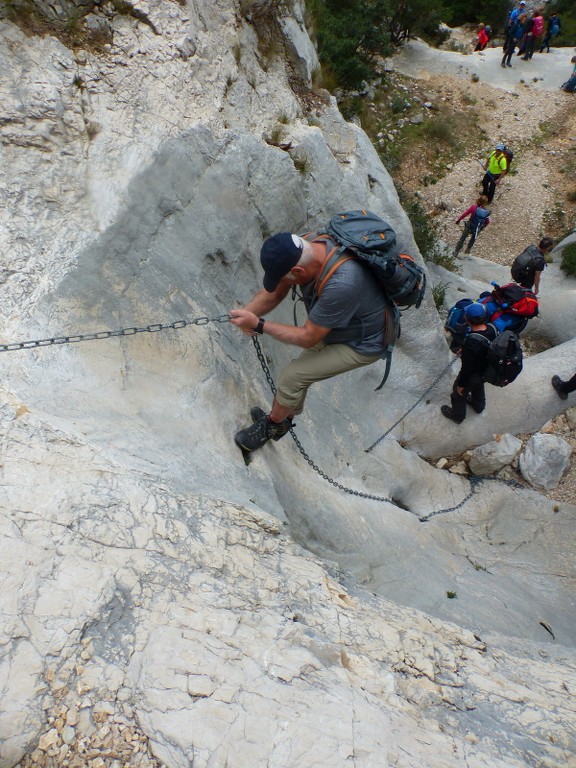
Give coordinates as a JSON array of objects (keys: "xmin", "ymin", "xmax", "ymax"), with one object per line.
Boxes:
[
  {"xmin": 511, "ymin": 237, "xmax": 553, "ymax": 294},
  {"xmin": 522, "ymin": 9, "xmax": 545, "ymax": 59},
  {"xmin": 453, "ymin": 195, "xmax": 490, "ymax": 256}
]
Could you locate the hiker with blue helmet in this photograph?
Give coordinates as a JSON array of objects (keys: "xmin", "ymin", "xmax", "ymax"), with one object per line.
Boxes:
[
  {"xmin": 230, "ymin": 230, "xmax": 390, "ymax": 453},
  {"xmin": 481, "ymin": 144, "xmax": 508, "ymax": 203},
  {"xmin": 441, "ymin": 302, "xmax": 497, "ymax": 424},
  {"xmin": 453, "ymin": 194, "xmax": 490, "ymax": 256}
]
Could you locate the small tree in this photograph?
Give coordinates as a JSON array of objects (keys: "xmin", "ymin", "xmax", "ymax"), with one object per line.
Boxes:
[{"xmin": 314, "ymin": 0, "xmax": 393, "ymax": 89}]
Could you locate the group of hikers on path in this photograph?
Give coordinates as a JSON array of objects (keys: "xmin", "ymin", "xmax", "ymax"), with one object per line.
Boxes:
[{"xmin": 501, "ymin": 3, "xmax": 561, "ymax": 66}]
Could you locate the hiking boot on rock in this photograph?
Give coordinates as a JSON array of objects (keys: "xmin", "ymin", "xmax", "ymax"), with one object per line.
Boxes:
[
  {"xmin": 551, "ymin": 375, "xmax": 568, "ymax": 400},
  {"xmin": 235, "ymin": 412, "xmax": 293, "ymax": 452},
  {"xmin": 250, "ymin": 406, "xmax": 267, "ymax": 423},
  {"xmin": 440, "ymin": 405, "xmax": 464, "ymax": 424}
]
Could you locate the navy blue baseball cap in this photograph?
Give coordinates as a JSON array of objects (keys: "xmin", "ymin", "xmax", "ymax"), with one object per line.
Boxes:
[
  {"xmin": 260, "ymin": 233, "xmax": 304, "ymax": 292},
  {"xmin": 464, "ymin": 302, "xmax": 487, "ymax": 322}
]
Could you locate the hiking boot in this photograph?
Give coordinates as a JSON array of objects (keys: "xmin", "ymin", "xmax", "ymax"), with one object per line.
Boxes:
[
  {"xmin": 506, "ymin": 62, "xmax": 512, "ymax": 67},
  {"xmin": 235, "ymin": 414, "xmax": 293, "ymax": 453},
  {"xmin": 501, "ymin": 61, "xmax": 506, "ymax": 68},
  {"xmin": 250, "ymin": 406, "xmax": 267, "ymax": 423},
  {"xmin": 235, "ymin": 416, "xmax": 271, "ymax": 452},
  {"xmin": 464, "ymin": 248, "xmax": 472, "ymax": 254},
  {"xmin": 441, "ymin": 405, "xmax": 464, "ymax": 424},
  {"xmin": 551, "ymin": 375, "xmax": 568, "ymax": 400}
]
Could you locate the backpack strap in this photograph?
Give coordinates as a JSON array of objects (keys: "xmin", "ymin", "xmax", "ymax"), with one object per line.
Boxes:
[
  {"xmin": 313, "ymin": 240, "xmax": 354, "ymax": 297},
  {"xmin": 374, "ymin": 301, "xmax": 401, "ymax": 391}
]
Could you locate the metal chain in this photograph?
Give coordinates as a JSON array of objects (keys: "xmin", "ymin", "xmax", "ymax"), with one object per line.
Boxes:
[
  {"xmin": 251, "ymin": 336, "xmax": 395, "ymax": 505},
  {"xmin": 419, "ymin": 474, "xmax": 526, "ymax": 523},
  {"xmin": 0, "ymin": 315, "xmax": 232, "ymax": 353},
  {"xmin": 364, "ymin": 359, "xmax": 455, "ymax": 453},
  {"xmin": 251, "ymin": 337, "xmax": 527, "ymax": 520}
]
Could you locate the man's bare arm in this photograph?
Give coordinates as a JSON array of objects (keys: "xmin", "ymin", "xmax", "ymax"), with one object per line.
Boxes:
[{"xmin": 229, "ymin": 310, "xmax": 330, "ymax": 349}]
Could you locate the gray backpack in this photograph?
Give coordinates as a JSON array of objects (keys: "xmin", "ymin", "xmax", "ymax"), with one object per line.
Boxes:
[
  {"xmin": 511, "ymin": 245, "xmax": 539, "ymax": 282},
  {"xmin": 311, "ymin": 210, "xmax": 426, "ymax": 310}
]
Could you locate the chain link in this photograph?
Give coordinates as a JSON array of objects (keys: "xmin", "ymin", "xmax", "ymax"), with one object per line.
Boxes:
[
  {"xmin": 419, "ymin": 474, "xmax": 526, "ymax": 523},
  {"xmin": 252, "ymin": 336, "xmax": 395, "ymax": 506},
  {"xmin": 0, "ymin": 315, "xmax": 231, "ymax": 353},
  {"xmin": 364, "ymin": 359, "xmax": 454, "ymax": 453}
]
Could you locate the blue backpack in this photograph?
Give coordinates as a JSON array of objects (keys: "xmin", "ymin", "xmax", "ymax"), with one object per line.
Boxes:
[{"xmin": 469, "ymin": 207, "xmax": 490, "ymax": 237}]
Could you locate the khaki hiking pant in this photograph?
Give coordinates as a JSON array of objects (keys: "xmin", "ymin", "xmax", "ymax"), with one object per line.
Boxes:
[{"xmin": 276, "ymin": 341, "xmax": 382, "ymax": 414}]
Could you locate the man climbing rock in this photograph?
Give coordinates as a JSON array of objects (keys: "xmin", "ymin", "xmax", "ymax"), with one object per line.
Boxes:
[
  {"xmin": 441, "ymin": 302, "xmax": 496, "ymax": 424},
  {"xmin": 230, "ymin": 231, "xmax": 390, "ymax": 453}
]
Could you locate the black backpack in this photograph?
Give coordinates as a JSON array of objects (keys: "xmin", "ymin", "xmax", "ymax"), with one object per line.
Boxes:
[
  {"xmin": 470, "ymin": 328, "xmax": 523, "ymax": 387},
  {"xmin": 511, "ymin": 245, "xmax": 539, "ymax": 282}
]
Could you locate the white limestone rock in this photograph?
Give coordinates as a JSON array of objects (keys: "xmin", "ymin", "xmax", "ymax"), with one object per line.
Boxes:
[
  {"xmin": 519, "ymin": 433, "xmax": 572, "ymax": 489},
  {"xmin": 1, "ymin": 4, "xmax": 576, "ymax": 768},
  {"xmin": 469, "ymin": 433, "xmax": 522, "ymax": 475}
]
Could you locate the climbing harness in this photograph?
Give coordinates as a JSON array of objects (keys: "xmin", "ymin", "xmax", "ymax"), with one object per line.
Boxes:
[
  {"xmin": 251, "ymin": 337, "xmax": 526, "ymax": 521},
  {"xmin": 0, "ymin": 314, "xmax": 231, "ymax": 353}
]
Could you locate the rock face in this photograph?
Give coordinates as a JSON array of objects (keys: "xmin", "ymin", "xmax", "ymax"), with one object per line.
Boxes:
[{"xmin": 1, "ymin": 3, "xmax": 576, "ymax": 768}]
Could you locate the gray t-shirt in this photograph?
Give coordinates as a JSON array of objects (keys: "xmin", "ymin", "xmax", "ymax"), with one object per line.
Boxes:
[{"xmin": 302, "ymin": 259, "xmax": 387, "ymax": 355}]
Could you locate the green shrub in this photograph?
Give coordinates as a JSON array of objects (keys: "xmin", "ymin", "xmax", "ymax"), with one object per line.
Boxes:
[
  {"xmin": 432, "ymin": 282, "xmax": 448, "ymax": 309},
  {"xmin": 397, "ymin": 188, "xmax": 438, "ymax": 261},
  {"xmin": 560, "ymin": 243, "xmax": 576, "ymax": 276}
]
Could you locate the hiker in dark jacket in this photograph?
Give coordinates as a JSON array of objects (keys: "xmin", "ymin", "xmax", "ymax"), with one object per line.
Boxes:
[
  {"xmin": 539, "ymin": 13, "xmax": 561, "ymax": 53},
  {"xmin": 441, "ymin": 303, "xmax": 496, "ymax": 424},
  {"xmin": 502, "ymin": 14, "xmax": 527, "ymax": 67},
  {"xmin": 517, "ymin": 12, "xmax": 534, "ymax": 57},
  {"xmin": 453, "ymin": 195, "xmax": 490, "ymax": 256},
  {"xmin": 552, "ymin": 373, "xmax": 576, "ymax": 400},
  {"xmin": 230, "ymin": 232, "xmax": 389, "ymax": 452},
  {"xmin": 511, "ymin": 237, "xmax": 553, "ymax": 294}
]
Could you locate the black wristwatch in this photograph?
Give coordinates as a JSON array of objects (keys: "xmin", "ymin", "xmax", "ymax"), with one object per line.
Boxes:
[{"xmin": 253, "ymin": 317, "xmax": 265, "ymax": 335}]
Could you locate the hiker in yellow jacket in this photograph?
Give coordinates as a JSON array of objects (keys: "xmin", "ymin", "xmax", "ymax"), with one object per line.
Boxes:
[{"xmin": 481, "ymin": 143, "xmax": 508, "ymax": 203}]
